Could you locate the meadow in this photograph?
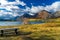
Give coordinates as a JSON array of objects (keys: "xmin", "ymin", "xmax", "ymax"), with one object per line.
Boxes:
[{"xmin": 0, "ymin": 18, "xmax": 60, "ymax": 40}]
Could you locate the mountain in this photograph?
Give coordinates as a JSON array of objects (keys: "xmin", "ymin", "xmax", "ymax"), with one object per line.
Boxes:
[
  {"xmin": 0, "ymin": 10, "xmax": 59, "ymax": 21},
  {"xmin": 54, "ymin": 11, "xmax": 60, "ymax": 18},
  {"xmin": 22, "ymin": 13, "xmax": 38, "ymax": 18}
]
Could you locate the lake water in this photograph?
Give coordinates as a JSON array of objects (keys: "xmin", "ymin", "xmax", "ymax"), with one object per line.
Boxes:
[
  {"xmin": 0, "ymin": 21, "xmax": 22, "ymax": 26},
  {"xmin": 0, "ymin": 21, "xmax": 44, "ymax": 26}
]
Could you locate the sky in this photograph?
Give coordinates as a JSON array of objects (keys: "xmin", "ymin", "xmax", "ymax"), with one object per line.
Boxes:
[{"xmin": 0, "ymin": 0, "xmax": 60, "ymax": 20}]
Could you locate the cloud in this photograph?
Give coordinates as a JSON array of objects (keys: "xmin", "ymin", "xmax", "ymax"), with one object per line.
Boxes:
[
  {"xmin": 51, "ymin": 1, "xmax": 60, "ymax": 12},
  {"xmin": 0, "ymin": 0, "xmax": 60, "ymax": 19},
  {"xmin": 30, "ymin": 6, "xmax": 44, "ymax": 13},
  {"xmin": 0, "ymin": 0, "xmax": 26, "ymax": 6},
  {"xmin": 44, "ymin": 1, "xmax": 60, "ymax": 12},
  {"xmin": 24, "ymin": 1, "xmax": 60, "ymax": 15},
  {"xmin": 0, "ymin": 0, "xmax": 26, "ymax": 19},
  {"xmin": 15, "ymin": 0, "xmax": 26, "ymax": 6}
]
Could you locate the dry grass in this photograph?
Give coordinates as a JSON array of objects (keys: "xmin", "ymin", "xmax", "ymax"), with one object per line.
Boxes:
[
  {"xmin": 19, "ymin": 23, "xmax": 60, "ymax": 40},
  {"xmin": 0, "ymin": 18, "xmax": 60, "ymax": 40}
]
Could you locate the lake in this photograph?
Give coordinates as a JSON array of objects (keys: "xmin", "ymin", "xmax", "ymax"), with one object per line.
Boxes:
[{"xmin": 0, "ymin": 21, "xmax": 44, "ymax": 26}]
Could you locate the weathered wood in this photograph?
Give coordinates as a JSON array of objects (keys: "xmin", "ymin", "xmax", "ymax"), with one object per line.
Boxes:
[
  {"xmin": 1, "ymin": 30, "xmax": 4, "ymax": 36},
  {"xmin": 0, "ymin": 28, "xmax": 18, "ymax": 30},
  {"xmin": 0, "ymin": 28, "xmax": 19, "ymax": 36},
  {"xmin": 15, "ymin": 29, "xmax": 18, "ymax": 35}
]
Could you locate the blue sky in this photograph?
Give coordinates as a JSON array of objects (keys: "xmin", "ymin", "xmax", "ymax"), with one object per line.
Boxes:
[
  {"xmin": 20, "ymin": 0, "xmax": 60, "ymax": 7},
  {"xmin": 0, "ymin": 0, "xmax": 60, "ymax": 20}
]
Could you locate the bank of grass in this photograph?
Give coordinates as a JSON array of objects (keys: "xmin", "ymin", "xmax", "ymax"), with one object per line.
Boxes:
[
  {"xmin": 19, "ymin": 23, "xmax": 60, "ymax": 40},
  {"xmin": 45, "ymin": 18, "xmax": 60, "ymax": 23},
  {"xmin": 29, "ymin": 19, "xmax": 41, "ymax": 21},
  {"xmin": 0, "ymin": 23, "xmax": 60, "ymax": 40},
  {"xmin": 0, "ymin": 18, "xmax": 60, "ymax": 40}
]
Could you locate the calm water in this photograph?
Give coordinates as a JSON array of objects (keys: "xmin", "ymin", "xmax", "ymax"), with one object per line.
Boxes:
[
  {"xmin": 0, "ymin": 21, "xmax": 22, "ymax": 26},
  {"xmin": 0, "ymin": 21, "xmax": 44, "ymax": 26}
]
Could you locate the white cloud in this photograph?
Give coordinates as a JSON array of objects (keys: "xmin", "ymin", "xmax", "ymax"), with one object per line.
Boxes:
[
  {"xmin": 44, "ymin": 1, "xmax": 60, "ymax": 12},
  {"xmin": 51, "ymin": 1, "xmax": 60, "ymax": 11},
  {"xmin": 5, "ymin": 5, "xmax": 19, "ymax": 11},
  {"xmin": 0, "ymin": 0, "xmax": 26, "ymax": 6},
  {"xmin": 0, "ymin": 0, "xmax": 60, "ymax": 19},
  {"xmin": 30, "ymin": 6, "xmax": 44, "ymax": 13},
  {"xmin": 0, "ymin": 0, "xmax": 26, "ymax": 18},
  {"xmin": 24, "ymin": 1, "xmax": 60, "ymax": 15},
  {"xmin": 0, "ymin": 10, "xmax": 20, "ymax": 17},
  {"xmin": 24, "ymin": 6, "xmax": 30, "ymax": 12},
  {"xmin": 16, "ymin": 0, "xmax": 26, "ymax": 6}
]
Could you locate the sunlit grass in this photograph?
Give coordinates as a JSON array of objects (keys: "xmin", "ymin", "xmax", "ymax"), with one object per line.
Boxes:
[
  {"xmin": 0, "ymin": 18, "xmax": 60, "ymax": 40},
  {"xmin": 29, "ymin": 19, "xmax": 41, "ymax": 21},
  {"xmin": 19, "ymin": 23, "xmax": 60, "ymax": 40}
]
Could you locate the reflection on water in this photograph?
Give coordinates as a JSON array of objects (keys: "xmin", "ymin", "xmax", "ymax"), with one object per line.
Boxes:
[
  {"xmin": 29, "ymin": 21, "xmax": 44, "ymax": 24},
  {"xmin": 0, "ymin": 21, "xmax": 44, "ymax": 26},
  {"xmin": 0, "ymin": 21, "xmax": 22, "ymax": 26}
]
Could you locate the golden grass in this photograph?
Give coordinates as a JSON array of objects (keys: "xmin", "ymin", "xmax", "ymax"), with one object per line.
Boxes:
[
  {"xmin": 18, "ymin": 23, "xmax": 60, "ymax": 40},
  {"xmin": 0, "ymin": 23, "xmax": 60, "ymax": 40},
  {"xmin": 19, "ymin": 23, "xmax": 60, "ymax": 33},
  {"xmin": 0, "ymin": 18, "xmax": 60, "ymax": 40},
  {"xmin": 29, "ymin": 19, "xmax": 41, "ymax": 21}
]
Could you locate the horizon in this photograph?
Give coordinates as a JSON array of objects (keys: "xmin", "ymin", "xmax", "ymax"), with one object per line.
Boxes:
[{"xmin": 0, "ymin": 0, "xmax": 60, "ymax": 20}]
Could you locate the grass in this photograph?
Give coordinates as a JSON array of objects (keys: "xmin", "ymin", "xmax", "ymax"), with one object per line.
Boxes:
[
  {"xmin": 29, "ymin": 19, "xmax": 41, "ymax": 21},
  {"xmin": 45, "ymin": 18, "xmax": 60, "ymax": 23},
  {"xmin": 0, "ymin": 18, "xmax": 60, "ymax": 40}
]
